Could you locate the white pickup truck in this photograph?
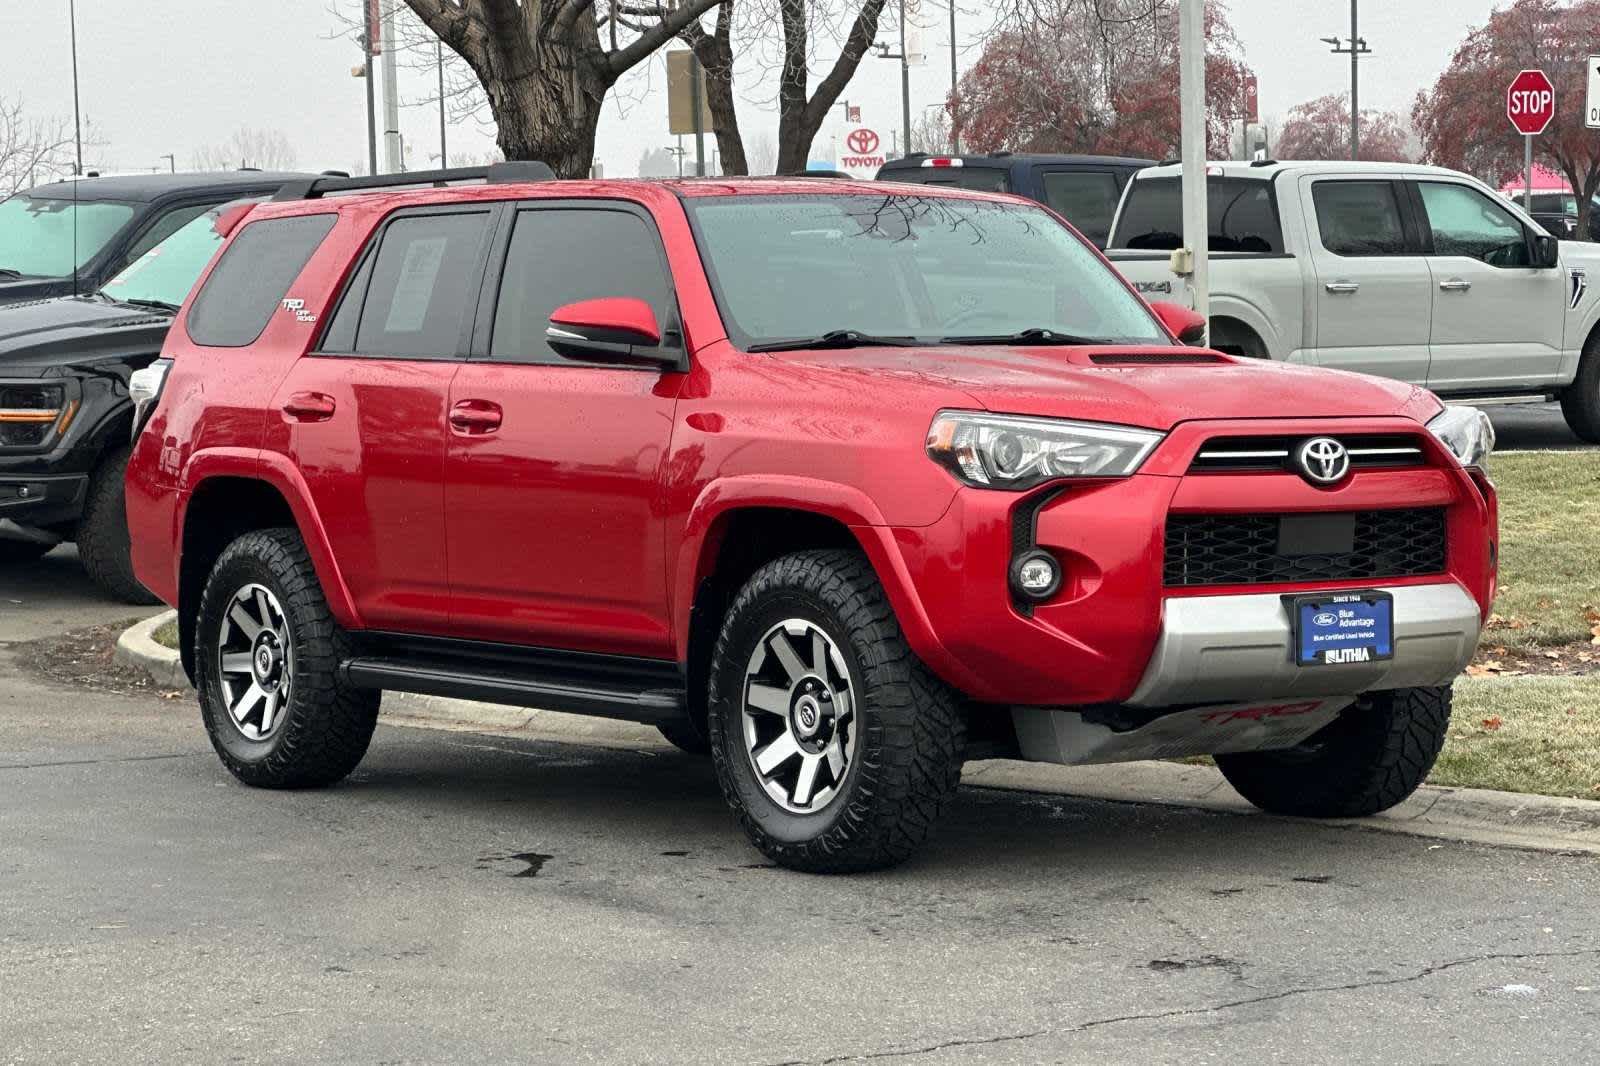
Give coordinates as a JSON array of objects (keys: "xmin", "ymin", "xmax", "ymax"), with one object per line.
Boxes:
[{"xmin": 1104, "ymin": 160, "xmax": 1600, "ymax": 441}]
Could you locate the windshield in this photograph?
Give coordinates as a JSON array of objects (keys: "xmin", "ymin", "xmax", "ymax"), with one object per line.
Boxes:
[
  {"xmin": 686, "ymin": 193, "xmax": 1169, "ymax": 349},
  {"xmin": 0, "ymin": 194, "xmax": 137, "ymax": 277},
  {"xmin": 99, "ymin": 206, "xmax": 233, "ymax": 307}
]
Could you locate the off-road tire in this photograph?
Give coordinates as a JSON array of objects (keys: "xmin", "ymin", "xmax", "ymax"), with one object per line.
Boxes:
[
  {"xmin": 0, "ymin": 540, "xmax": 53, "ymax": 565},
  {"xmin": 1215, "ymin": 685, "xmax": 1452, "ymax": 818},
  {"xmin": 76, "ymin": 445, "xmax": 159, "ymax": 604},
  {"xmin": 706, "ymin": 549, "xmax": 966, "ymax": 873},
  {"xmin": 195, "ymin": 527, "xmax": 379, "ymax": 788},
  {"xmin": 1560, "ymin": 332, "xmax": 1600, "ymax": 443},
  {"xmin": 656, "ymin": 716, "xmax": 711, "ymax": 755}
]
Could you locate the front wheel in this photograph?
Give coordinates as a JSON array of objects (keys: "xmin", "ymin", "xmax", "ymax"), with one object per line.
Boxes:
[
  {"xmin": 1216, "ymin": 685, "xmax": 1452, "ymax": 818},
  {"xmin": 77, "ymin": 445, "xmax": 159, "ymax": 604},
  {"xmin": 706, "ymin": 550, "xmax": 966, "ymax": 874},
  {"xmin": 195, "ymin": 528, "xmax": 379, "ymax": 788},
  {"xmin": 1560, "ymin": 331, "xmax": 1600, "ymax": 443}
]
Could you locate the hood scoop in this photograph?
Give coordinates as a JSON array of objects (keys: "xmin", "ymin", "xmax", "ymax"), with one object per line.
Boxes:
[
  {"xmin": 95, "ymin": 315, "xmax": 170, "ymax": 329},
  {"xmin": 1089, "ymin": 351, "xmax": 1230, "ymax": 366}
]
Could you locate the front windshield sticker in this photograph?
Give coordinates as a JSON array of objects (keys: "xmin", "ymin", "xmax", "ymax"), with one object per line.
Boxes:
[{"xmin": 383, "ymin": 236, "xmax": 447, "ymax": 333}]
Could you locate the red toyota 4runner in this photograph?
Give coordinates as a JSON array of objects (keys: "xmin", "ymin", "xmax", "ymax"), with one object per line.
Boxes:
[{"xmin": 125, "ymin": 164, "xmax": 1497, "ymax": 873}]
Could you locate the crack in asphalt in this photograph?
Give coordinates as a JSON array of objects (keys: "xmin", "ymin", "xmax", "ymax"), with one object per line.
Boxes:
[
  {"xmin": 763, "ymin": 948, "xmax": 1600, "ymax": 1065},
  {"xmin": 0, "ymin": 751, "xmax": 205, "ymax": 771}
]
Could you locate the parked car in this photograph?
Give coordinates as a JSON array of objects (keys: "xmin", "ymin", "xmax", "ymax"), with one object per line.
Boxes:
[
  {"xmin": 1104, "ymin": 160, "xmax": 1600, "ymax": 441},
  {"xmin": 0, "ymin": 171, "xmax": 317, "ymax": 307},
  {"xmin": 125, "ymin": 165, "xmax": 1496, "ymax": 873},
  {"xmin": 876, "ymin": 152, "xmax": 1154, "ymax": 247},
  {"xmin": 1516, "ymin": 191, "xmax": 1600, "ymax": 242},
  {"xmin": 0, "ymin": 198, "xmax": 264, "ymax": 599}
]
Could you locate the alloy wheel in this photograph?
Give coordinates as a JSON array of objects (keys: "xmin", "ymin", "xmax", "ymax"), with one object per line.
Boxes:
[
  {"xmin": 216, "ymin": 583, "xmax": 294, "ymax": 741},
  {"xmin": 740, "ymin": 618, "xmax": 858, "ymax": 813}
]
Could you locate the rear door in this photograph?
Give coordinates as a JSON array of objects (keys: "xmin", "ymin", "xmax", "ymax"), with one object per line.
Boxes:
[
  {"xmin": 273, "ymin": 204, "xmax": 497, "ymax": 633},
  {"xmin": 1410, "ymin": 178, "xmax": 1565, "ymax": 392},
  {"xmin": 1035, "ymin": 166, "xmax": 1129, "ymax": 248},
  {"xmin": 1299, "ymin": 174, "xmax": 1433, "ymax": 383},
  {"xmin": 444, "ymin": 201, "xmax": 684, "ymax": 657}
]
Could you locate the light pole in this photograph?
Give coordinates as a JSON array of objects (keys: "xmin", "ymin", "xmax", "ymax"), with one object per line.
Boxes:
[
  {"xmin": 68, "ymin": 0, "xmax": 83, "ymax": 175},
  {"xmin": 1321, "ymin": 0, "xmax": 1370, "ymax": 160},
  {"xmin": 360, "ymin": 0, "xmax": 378, "ymax": 176},
  {"xmin": 437, "ymin": 39, "xmax": 447, "ymax": 165},
  {"xmin": 873, "ymin": 0, "xmax": 912, "ymax": 161},
  {"xmin": 160, "ymin": 153, "xmax": 174, "ymax": 173}
]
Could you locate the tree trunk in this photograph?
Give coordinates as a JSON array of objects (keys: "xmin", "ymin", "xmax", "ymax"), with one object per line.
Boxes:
[
  {"xmin": 683, "ymin": 2, "xmax": 747, "ymax": 175},
  {"xmin": 490, "ymin": 56, "xmax": 611, "ymax": 178},
  {"xmin": 773, "ymin": 0, "xmax": 888, "ymax": 175}
]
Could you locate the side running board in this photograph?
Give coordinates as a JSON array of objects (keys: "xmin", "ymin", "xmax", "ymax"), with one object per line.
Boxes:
[{"xmin": 338, "ymin": 636, "xmax": 686, "ymax": 725}]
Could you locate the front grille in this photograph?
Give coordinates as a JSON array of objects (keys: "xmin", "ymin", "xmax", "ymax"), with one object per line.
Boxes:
[
  {"xmin": 1189, "ymin": 434, "xmax": 1424, "ymax": 473},
  {"xmin": 1164, "ymin": 508, "xmax": 1447, "ymax": 587}
]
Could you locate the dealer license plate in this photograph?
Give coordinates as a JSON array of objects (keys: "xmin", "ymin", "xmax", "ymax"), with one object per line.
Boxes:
[{"xmin": 1291, "ymin": 591, "xmax": 1394, "ymax": 666}]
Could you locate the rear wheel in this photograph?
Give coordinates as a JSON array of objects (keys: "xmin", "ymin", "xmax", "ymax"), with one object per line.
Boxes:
[
  {"xmin": 195, "ymin": 528, "xmax": 379, "ymax": 789},
  {"xmin": 77, "ymin": 445, "xmax": 159, "ymax": 604},
  {"xmin": 1560, "ymin": 332, "xmax": 1600, "ymax": 443},
  {"xmin": 706, "ymin": 549, "xmax": 966, "ymax": 873},
  {"xmin": 1215, "ymin": 685, "xmax": 1451, "ymax": 818}
]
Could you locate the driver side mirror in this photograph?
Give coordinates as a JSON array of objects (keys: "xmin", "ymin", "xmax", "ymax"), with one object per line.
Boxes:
[
  {"xmin": 1530, "ymin": 231, "xmax": 1560, "ymax": 270},
  {"xmin": 1148, "ymin": 300, "xmax": 1208, "ymax": 345},
  {"xmin": 547, "ymin": 297, "xmax": 683, "ymax": 369}
]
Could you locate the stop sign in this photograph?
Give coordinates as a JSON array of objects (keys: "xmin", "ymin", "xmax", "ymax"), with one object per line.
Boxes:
[{"xmin": 1508, "ymin": 69, "xmax": 1555, "ymax": 135}]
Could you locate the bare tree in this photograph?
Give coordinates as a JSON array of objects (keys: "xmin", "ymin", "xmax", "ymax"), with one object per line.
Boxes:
[
  {"xmin": 909, "ymin": 107, "xmax": 952, "ymax": 154},
  {"xmin": 191, "ymin": 128, "xmax": 300, "ymax": 171},
  {"xmin": 745, "ymin": 130, "xmax": 778, "ymax": 175},
  {"xmin": 0, "ymin": 95, "xmax": 75, "ymax": 196}
]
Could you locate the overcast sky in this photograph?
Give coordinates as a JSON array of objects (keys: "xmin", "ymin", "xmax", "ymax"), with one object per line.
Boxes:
[{"xmin": 0, "ymin": 0, "xmax": 1504, "ymax": 179}]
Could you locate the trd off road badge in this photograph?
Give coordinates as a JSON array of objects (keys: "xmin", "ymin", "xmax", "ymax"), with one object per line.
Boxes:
[
  {"xmin": 1571, "ymin": 269, "xmax": 1588, "ymax": 310},
  {"xmin": 280, "ymin": 297, "xmax": 317, "ymax": 324}
]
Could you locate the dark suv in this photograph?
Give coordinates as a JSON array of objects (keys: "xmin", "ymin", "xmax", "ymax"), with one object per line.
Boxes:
[
  {"xmin": 0, "ymin": 171, "xmax": 314, "ymax": 306},
  {"xmin": 126, "ymin": 165, "xmax": 1494, "ymax": 873}
]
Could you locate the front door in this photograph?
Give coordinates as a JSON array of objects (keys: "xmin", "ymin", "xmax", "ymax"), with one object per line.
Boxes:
[
  {"xmin": 1412, "ymin": 179, "xmax": 1565, "ymax": 392},
  {"xmin": 1300, "ymin": 175, "xmax": 1433, "ymax": 383},
  {"xmin": 445, "ymin": 202, "xmax": 684, "ymax": 658}
]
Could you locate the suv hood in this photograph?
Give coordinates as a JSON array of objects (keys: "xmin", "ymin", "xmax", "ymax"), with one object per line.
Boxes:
[
  {"xmin": 0, "ymin": 294, "xmax": 174, "ymax": 371},
  {"xmin": 772, "ymin": 345, "xmax": 1436, "ymax": 430}
]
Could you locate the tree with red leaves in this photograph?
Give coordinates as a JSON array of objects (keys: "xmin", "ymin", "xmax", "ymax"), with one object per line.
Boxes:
[
  {"xmin": 1414, "ymin": 0, "xmax": 1600, "ymax": 237},
  {"xmin": 1276, "ymin": 93, "xmax": 1410, "ymax": 162},
  {"xmin": 956, "ymin": 0, "xmax": 1250, "ymax": 159}
]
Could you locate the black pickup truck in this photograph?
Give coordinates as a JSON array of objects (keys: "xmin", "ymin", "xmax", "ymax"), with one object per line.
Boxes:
[
  {"xmin": 0, "ymin": 171, "xmax": 311, "ymax": 306},
  {"xmin": 0, "ymin": 197, "xmax": 265, "ymax": 599}
]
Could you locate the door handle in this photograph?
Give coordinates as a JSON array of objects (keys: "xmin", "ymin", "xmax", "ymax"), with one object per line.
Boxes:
[
  {"xmin": 1439, "ymin": 278, "xmax": 1473, "ymax": 292},
  {"xmin": 449, "ymin": 399, "xmax": 503, "ymax": 434},
  {"xmin": 1324, "ymin": 280, "xmax": 1360, "ymax": 294},
  {"xmin": 281, "ymin": 391, "xmax": 336, "ymax": 422}
]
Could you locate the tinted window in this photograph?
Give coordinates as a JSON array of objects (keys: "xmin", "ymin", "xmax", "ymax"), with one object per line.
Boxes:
[
  {"xmin": 1110, "ymin": 177, "xmax": 1283, "ymax": 253},
  {"xmin": 1418, "ymin": 182, "xmax": 1530, "ymax": 267},
  {"xmin": 490, "ymin": 209, "xmax": 673, "ymax": 363},
  {"xmin": 187, "ymin": 213, "xmax": 337, "ymax": 347},
  {"xmin": 122, "ymin": 203, "xmax": 212, "ymax": 265},
  {"xmin": 353, "ymin": 211, "xmax": 491, "ymax": 358},
  {"xmin": 1041, "ymin": 170, "xmax": 1122, "ymax": 246},
  {"xmin": 318, "ymin": 250, "xmax": 375, "ymax": 353},
  {"xmin": 881, "ymin": 166, "xmax": 1010, "ymax": 192},
  {"xmin": 1312, "ymin": 181, "xmax": 1408, "ymax": 256}
]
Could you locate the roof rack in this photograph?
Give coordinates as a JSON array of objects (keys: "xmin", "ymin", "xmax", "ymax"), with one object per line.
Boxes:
[
  {"xmin": 1249, "ymin": 157, "xmax": 1279, "ymax": 167},
  {"xmin": 271, "ymin": 160, "xmax": 556, "ymax": 201}
]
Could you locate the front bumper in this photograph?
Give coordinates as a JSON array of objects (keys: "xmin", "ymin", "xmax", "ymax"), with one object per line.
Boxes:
[{"xmin": 0, "ymin": 473, "xmax": 89, "ymax": 531}]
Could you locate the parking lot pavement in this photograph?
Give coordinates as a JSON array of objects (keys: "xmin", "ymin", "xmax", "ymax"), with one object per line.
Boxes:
[
  {"xmin": 0, "ymin": 545, "xmax": 165, "ymax": 643},
  {"xmin": 1487, "ymin": 402, "xmax": 1589, "ymax": 451},
  {"xmin": 3, "ymin": 649, "xmax": 1597, "ymax": 1065}
]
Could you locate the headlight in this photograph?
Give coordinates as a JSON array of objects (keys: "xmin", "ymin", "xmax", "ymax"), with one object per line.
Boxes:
[
  {"xmin": 1427, "ymin": 405, "xmax": 1494, "ymax": 471},
  {"xmin": 128, "ymin": 358, "xmax": 172, "ymax": 442},
  {"xmin": 0, "ymin": 382, "xmax": 69, "ymax": 449},
  {"xmin": 926, "ymin": 410, "xmax": 1164, "ymax": 490}
]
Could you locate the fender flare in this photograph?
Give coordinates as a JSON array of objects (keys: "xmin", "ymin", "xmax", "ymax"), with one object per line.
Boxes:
[
  {"xmin": 177, "ymin": 448, "xmax": 363, "ymax": 630},
  {"xmin": 1206, "ymin": 295, "xmax": 1279, "ymax": 358}
]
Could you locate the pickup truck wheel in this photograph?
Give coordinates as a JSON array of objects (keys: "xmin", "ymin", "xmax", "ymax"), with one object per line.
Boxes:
[
  {"xmin": 706, "ymin": 549, "xmax": 966, "ymax": 873},
  {"xmin": 0, "ymin": 541, "xmax": 53, "ymax": 565},
  {"xmin": 76, "ymin": 445, "xmax": 160, "ymax": 604},
  {"xmin": 194, "ymin": 528, "xmax": 379, "ymax": 789},
  {"xmin": 1559, "ymin": 335, "xmax": 1600, "ymax": 443},
  {"xmin": 1215, "ymin": 686, "xmax": 1451, "ymax": 818}
]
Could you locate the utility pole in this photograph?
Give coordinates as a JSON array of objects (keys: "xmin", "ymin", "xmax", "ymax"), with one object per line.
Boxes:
[
  {"xmin": 688, "ymin": 51, "xmax": 706, "ymax": 176},
  {"xmin": 873, "ymin": 0, "xmax": 912, "ymax": 160},
  {"xmin": 68, "ymin": 0, "xmax": 82, "ymax": 175},
  {"xmin": 1179, "ymin": 0, "xmax": 1208, "ymax": 346},
  {"xmin": 948, "ymin": 0, "xmax": 959, "ymax": 152},
  {"xmin": 362, "ymin": 0, "xmax": 378, "ymax": 176},
  {"xmin": 437, "ymin": 39, "xmax": 447, "ymax": 165},
  {"xmin": 381, "ymin": 0, "xmax": 402, "ymax": 172},
  {"xmin": 1322, "ymin": 1, "xmax": 1370, "ymax": 160}
]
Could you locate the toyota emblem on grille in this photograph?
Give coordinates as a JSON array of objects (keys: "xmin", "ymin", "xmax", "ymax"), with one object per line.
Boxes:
[{"xmin": 1293, "ymin": 437, "xmax": 1350, "ymax": 485}]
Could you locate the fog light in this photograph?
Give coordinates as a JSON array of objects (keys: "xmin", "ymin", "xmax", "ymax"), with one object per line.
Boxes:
[{"xmin": 1010, "ymin": 549, "xmax": 1062, "ymax": 602}]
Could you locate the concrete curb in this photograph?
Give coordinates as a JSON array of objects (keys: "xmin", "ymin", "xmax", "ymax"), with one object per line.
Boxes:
[
  {"xmin": 113, "ymin": 609, "xmax": 189, "ymax": 690},
  {"xmin": 115, "ymin": 616, "xmax": 1600, "ymax": 856}
]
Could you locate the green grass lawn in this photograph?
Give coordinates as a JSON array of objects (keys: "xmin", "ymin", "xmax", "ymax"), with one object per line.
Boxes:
[
  {"xmin": 1436, "ymin": 675, "xmax": 1600, "ymax": 799},
  {"xmin": 1484, "ymin": 450, "xmax": 1600, "ymax": 650},
  {"xmin": 152, "ymin": 618, "xmax": 178, "ymax": 650}
]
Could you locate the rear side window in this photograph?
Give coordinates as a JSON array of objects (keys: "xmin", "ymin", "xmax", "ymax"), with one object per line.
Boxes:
[
  {"xmin": 489, "ymin": 208, "xmax": 674, "ymax": 364},
  {"xmin": 1312, "ymin": 181, "xmax": 1408, "ymax": 256},
  {"xmin": 349, "ymin": 211, "xmax": 492, "ymax": 358},
  {"xmin": 881, "ymin": 165, "xmax": 1010, "ymax": 193},
  {"xmin": 1110, "ymin": 177, "xmax": 1283, "ymax": 253},
  {"xmin": 186, "ymin": 214, "xmax": 337, "ymax": 347},
  {"xmin": 1041, "ymin": 170, "xmax": 1122, "ymax": 245}
]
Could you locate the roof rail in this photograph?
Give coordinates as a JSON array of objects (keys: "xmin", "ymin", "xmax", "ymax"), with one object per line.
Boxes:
[
  {"xmin": 1249, "ymin": 157, "xmax": 1279, "ymax": 167},
  {"xmin": 1158, "ymin": 158, "xmax": 1181, "ymax": 166},
  {"xmin": 271, "ymin": 160, "xmax": 556, "ymax": 201}
]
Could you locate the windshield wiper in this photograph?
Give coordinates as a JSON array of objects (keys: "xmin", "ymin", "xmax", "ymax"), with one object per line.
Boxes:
[
  {"xmin": 748, "ymin": 329, "xmax": 918, "ymax": 353},
  {"xmin": 939, "ymin": 328, "xmax": 1111, "ymax": 346},
  {"xmin": 111, "ymin": 296, "xmax": 181, "ymax": 313}
]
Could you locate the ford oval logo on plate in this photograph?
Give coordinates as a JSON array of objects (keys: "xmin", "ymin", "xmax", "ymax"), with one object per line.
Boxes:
[{"xmin": 1313, "ymin": 612, "xmax": 1338, "ymax": 626}]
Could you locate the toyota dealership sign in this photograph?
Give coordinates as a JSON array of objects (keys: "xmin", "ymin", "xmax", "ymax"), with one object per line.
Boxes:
[{"xmin": 839, "ymin": 127, "xmax": 885, "ymax": 177}]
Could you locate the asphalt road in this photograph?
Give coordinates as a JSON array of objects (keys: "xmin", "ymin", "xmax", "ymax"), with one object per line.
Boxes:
[
  {"xmin": 2, "ymin": 570, "xmax": 1598, "ymax": 1064},
  {"xmin": 1486, "ymin": 401, "xmax": 1588, "ymax": 451}
]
